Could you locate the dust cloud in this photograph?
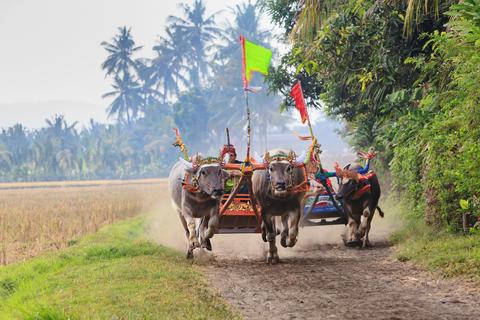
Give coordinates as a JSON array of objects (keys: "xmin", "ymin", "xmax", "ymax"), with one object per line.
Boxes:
[
  {"xmin": 144, "ymin": 180, "xmax": 185, "ymax": 251},
  {"xmin": 144, "ymin": 178, "xmax": 403, "ymax": 261}
]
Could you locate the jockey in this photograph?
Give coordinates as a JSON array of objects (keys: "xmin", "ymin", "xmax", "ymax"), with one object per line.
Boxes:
[
  {"xmin": 220, "ymin": 144, "xmax": 241, "ymax": 164},
  {"xmin": 301, "ymin": 145, "xmax": 334, "ymax": 191},
  {"xmin": 221, "ymin": 144, "xmax": 244, "ymax": 193}
]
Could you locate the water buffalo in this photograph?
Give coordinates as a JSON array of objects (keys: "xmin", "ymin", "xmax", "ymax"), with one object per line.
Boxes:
[
  {"xmin": 252, "ymin": 149, "xmax": 307, "ymax": 264},
  {"xmin": 335, "ymin": 163, "xmax": 384, "ymax": 247},
  {"xmin": 168, "ymin": 157, "xmax": 229, "ymax": 258}
]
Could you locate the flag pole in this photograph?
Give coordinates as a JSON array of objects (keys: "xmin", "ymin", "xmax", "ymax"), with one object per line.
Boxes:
[
  {"xmin": 306, "ymin": 116, "xmax": 315, "ymax": 141},
  {"xmin": 244, "ymin": 89, "xmax": 251, "ymax": 162}
]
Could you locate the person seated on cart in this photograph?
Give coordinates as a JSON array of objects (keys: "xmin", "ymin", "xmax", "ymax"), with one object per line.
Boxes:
[
  {"xmin": 221, "ymin": 144, "xmax": 248, "ymax": 194},
  {"xmin": 312, "ymin": 154, "xmax": 373, "ymax": 195},
  {"xmin": 302, "ymin": 146, "xmax": 334, "ymax": 195}
]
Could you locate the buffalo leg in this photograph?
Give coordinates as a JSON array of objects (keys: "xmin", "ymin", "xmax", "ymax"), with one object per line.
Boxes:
[
  {"xmin": 263, "ymin": 213, "xmax": 279, "ymax": 264},
  {"xmin": 183, "ymin": 213, "xmax": 199, "ymax": 259},
  {"xmin": 204, "ymin": 208, "xmax": 219, "ymax": 241},
  {"xmin": 360, "ymin": 205, "xmax": 376, "ymax": 248},
  {"xmin": 260, "ymin": 207, "xmax": 268, "ymax": 242},
  {"xmin": 199, "ymin": 216, "xmax": 212, "ymax": 251},
  {"xmin": 261, "ymin": 221, "xmax": 267, "ymax": 242},
  {"xmin": 287, "ymin": 208, "xmax": 300, "ymax": 248},
  {"xmin": 178, "ymin": 210, "xmax": 189, "ymax": 238},
  {"xmin": 178, "ymin": 210, "xmax": 192, "ymax": 256},
  {"xmin": 345, "ymin": 217, "xmax": 360, "ymax": 246},
  {"xmin": 280, "ymin": 215, "xmax": 288, "ymax": 248}
]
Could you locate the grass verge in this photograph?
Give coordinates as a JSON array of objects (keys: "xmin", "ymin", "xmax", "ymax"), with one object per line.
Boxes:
[
  {"xmin": 390, "ymin": 201, "xmax": 480, "ymax": 281},
  {"xmin": 0, "ymin": 216, "xmax": 239, "ymax": 320}
]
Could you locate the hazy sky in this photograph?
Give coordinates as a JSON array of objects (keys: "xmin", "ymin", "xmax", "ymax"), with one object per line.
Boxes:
[{"xmin": 0, "ymin": 0, "xmax": 246, "ymax": 129}]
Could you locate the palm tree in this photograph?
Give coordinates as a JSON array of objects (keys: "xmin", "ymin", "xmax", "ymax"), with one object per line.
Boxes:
[
  {"xmin": 150, "ymin": 28, "xmax": 189, "ymax": 102},
  {"xmin": 101, "ymin": 27, "xmax": 145, "ymax": 125},
  {"xmin": 0, "ymin": 144, "xmax": 12, "ymax": 171},
  {"xmin": 135, "ymin": 58, "xmax": 163, "ymax": 107},
  {"xmin": 0, "ymin": 124, "xmax": 29, "ymax": 166},
  {"xmin": 216, "ymin": 1, "xmax": 271, "ymax": 62},
  {"xmin": 283, "ymin": 0, "xmax": 449, "ymax": 40},
  {"xmin": 44, "ymin": 115, "xmax": 80, "ymax": 178},
  {"xmin": 289, "ymin": 0, "xmax": 334, "ymax": 42},
  {"xmin": 102, "ymin": 73, "xmax": 143, "ymax": 125},
  {"xmin": 101, "ymin": 27, "xmax": 142, "ymax": 78},
  {"xmin": 207, "ymin": 1, "xmax": 288, "ymax": 151},
  {"xmin": 167, "ymin": 0, "xmax": 222, "ymax": 88},
  {"xmin": 402, "ymin": 0, "xmax": 454, "ymax": 37}
]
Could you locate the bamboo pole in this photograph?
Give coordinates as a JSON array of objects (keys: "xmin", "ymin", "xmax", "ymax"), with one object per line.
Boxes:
[{"xmin": 244, "ymin": 89, "xmax": 251, "ymax": 162}]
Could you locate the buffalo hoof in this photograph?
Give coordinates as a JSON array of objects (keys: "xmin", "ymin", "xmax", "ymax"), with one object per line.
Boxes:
[
  {"xmin": 261, "ymin": 230, "xmax": 267, "ymax": 243},
  {"xmin": 287, "ymin": 238, "xmax": 297, "ymax": 248},
  {"xmin": 280, "ymin": 236, "xmax": 288, "ymax": 248},
  {"xmin": 267, "ymin": 255, "xmax": 279, "ymax": 265},
  {"xmin": 362, "ymin": 239, "xmax": 371, "ymax": 248},
  {"xmin": 203, "ymin": 238, "xmax": 212, "ymax": 251},
  {"xmin": 190, "ymin": 238, "xmax": 201, "ymax": 249},
  {"xmin": 344, "ymin": 239, "xmax": 362, "ymax": 247}
]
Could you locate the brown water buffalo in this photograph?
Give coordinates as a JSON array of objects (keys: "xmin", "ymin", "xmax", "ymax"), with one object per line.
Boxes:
[
  {"xmin": 168, "ymin": 157, "xmax": 229, "ymax": 259},
  {"xmin": 252, "ymin": 149, "xmax": 307, "ymax": 264},
  {"xmin": 335, "ymin": 163, "xmax": 384, "ymax": 248}
]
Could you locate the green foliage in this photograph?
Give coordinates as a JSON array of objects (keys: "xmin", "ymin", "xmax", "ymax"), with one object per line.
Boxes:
[
  {"xmin": 260, "ymin": 0, "xmax": 300, "ymax": 35},
  {"xmin": 101, "ymin": 27, "xmax": 144, "ymax": 124},
  {"xmin": 391, "ymin": 2, "xmax": 480, "ymax": 229},
  {"xmin": 393, "ymin": 213, "xmax": 480, "ymax": 280},
  {"xmin": 173, "ymin": 91, "xmax": 211, "ymax": 150},
  {"xmin": 0, "ymin": 114, "xmax": 175, "ymax": 181},
  {"xmin": 266, "ymin": 0, "xmax": 448, "ymax": 181},
  {"xmin": 265, "ymin": 0, "xmax": 479, "ymax": 232},
  {"xmin": 23, "ymin": 306, "xmax": 76, "ymax": 320}
]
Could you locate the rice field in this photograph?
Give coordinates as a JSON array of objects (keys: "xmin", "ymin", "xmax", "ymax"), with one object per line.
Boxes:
[{"xmin": 0, "ymin": 179, "xmax": 165, "ymax": 265}]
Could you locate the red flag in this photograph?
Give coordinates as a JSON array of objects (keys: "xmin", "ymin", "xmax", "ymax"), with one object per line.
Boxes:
[{"xmin": 290, "ymin": 81, "xmax": 309, "ymax": 124}]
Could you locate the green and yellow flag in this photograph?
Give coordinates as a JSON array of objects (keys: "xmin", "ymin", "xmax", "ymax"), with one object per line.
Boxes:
[{"xmin": 240, "ymin": 35, "xmax": 272, "ymax": 89}]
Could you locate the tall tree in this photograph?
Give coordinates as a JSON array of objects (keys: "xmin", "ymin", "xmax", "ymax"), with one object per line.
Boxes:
[
  {"xmin": 150, "ymin": 28, "xmax": 189, "ymax": 102},
  {"xmin": 101, "ymin": 27, "xmax": 144, "ymax": 124},
  {"xmin": 101, "ymin": 27, "xmax": 142, "ymax": 78},
  {"xmin": 207, "ymin": 1, "xmax": 288, "ymax": 151},
  {"xmin": 102, "ymin": 74, "xmax": 143, "ymax": 125},
  {"xmin": 167, "ymin": 0, "xmax": 222, "ymax": 88}
]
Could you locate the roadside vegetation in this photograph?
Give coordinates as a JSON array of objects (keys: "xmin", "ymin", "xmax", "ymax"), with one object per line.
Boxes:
[
  {"xmin": 262, "ymin": 0, "xmax": 480, "ymax": 277},
  {"xmin": 0, "ymin": 179, "xmax": 163, "ymax": 265},
  {"xmin": 0, "ymin": 216, "xmax": 238, "ymax": 320},
  {"xmin": 392, "ymin": 212, "xmax": 480, "ymax": 280}
]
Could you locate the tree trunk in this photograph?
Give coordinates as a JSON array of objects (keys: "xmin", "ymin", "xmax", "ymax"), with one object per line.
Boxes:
[{"xmin": 126, "ymin": 109, "xmax": 131, "ymax": 126}]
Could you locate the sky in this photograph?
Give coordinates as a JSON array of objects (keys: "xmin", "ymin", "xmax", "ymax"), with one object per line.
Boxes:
[{"xmin": 0, "ymin": 0, "xmax": 246, "ymax": 129}]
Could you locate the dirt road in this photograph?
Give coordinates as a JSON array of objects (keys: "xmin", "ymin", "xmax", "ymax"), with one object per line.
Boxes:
[
  {"xmin": 203, "ymin": 241, "xmax": 479, "ymax": 320},
  {"xmin": 200, "ymin": 224, "xmax": 480, "ymax": 320},
  {"xmin": 149, "ymin": 191, "xmax": 480, "ymax": 320}
]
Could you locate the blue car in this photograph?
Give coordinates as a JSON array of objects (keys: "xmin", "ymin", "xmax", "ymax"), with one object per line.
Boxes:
[{"xmin": 302, "ymin": 192, "xmax": 347, "ymax": 226}]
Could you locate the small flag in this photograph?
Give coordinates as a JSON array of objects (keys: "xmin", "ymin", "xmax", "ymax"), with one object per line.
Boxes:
[
  {"xmin": 240, "ymin": 35, "xmax": 272, "ymax": 89},
  {"xmin": 290, "ymin": 81, "xmax": 309, "ymax": 124},
  {"xmin": 292, "ymin": 131, "xmax": 313, "ymax": 141}
]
